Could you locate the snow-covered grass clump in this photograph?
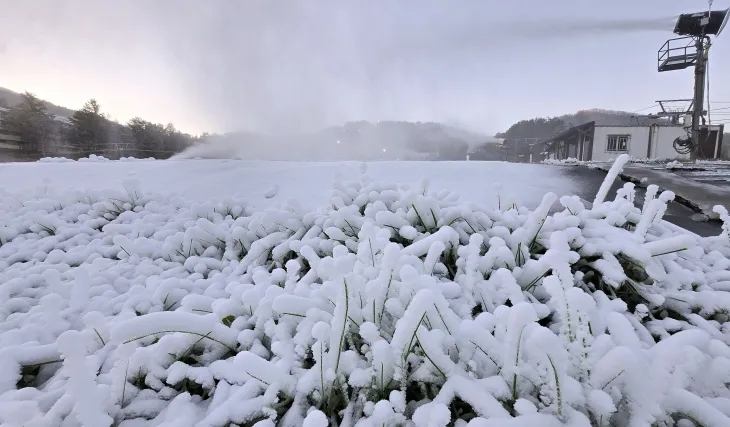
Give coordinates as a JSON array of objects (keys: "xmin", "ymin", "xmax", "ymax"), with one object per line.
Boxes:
[
  {"xmin": 626, "ymin": 157, "xmax": 678, "ymax": 165},
  {"xmin": 543, "ymin": 157, "xmax": 689, "ymax": 167},
  {"xmin": 38, "ymin": 157, "xmax": 77, "ymax": 163},
  {"xmin": 542, "ymin": 157, "xmax": 584, "ymax": 166},
  {"xmin": 665, "ymin": 160, "xmax": 683, "ymax": 170},
  {"xmin": 38, "ymin": 155, "xmax": 113, "ymax": 163},
  {"xmin": 38, "ymin": 155, "xmax": 157, "ymax": 163},
  {"xmin": 1, "ymin": 155, "xmax": 730, "ymax": 426}
]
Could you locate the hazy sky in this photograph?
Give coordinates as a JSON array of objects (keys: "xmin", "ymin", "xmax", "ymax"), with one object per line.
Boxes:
[{"xmin": 1, "ymin": 0, "xmax": 729, "ymax": 135}]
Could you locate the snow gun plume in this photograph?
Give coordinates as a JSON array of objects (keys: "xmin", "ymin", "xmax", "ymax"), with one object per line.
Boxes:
[
  {"xmin": 170, "ymin": 136, "xmax": 242, "ymax": 160},
  {"xmin": 513, "ymin": 15, "xmax": 679, "ymax": 38}
]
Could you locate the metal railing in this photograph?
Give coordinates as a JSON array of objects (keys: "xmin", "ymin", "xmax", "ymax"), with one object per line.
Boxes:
[{"xmin": 658, "ymin": 37, "xmax": 698, "ymax": 71}]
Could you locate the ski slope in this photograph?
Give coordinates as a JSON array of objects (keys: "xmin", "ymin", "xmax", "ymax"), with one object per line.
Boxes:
[{"xmin": 0, "ymin": 158, "xmax": 578, "ymax": 210}]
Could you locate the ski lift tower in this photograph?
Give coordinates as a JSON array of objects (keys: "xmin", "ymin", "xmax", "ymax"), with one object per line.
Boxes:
[{"xmin": 657, "ymin": 7, "xmax": 729, "ymax": 159}]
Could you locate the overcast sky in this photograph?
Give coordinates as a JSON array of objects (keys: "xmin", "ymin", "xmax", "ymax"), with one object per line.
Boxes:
[{"xmin": 1, "ymin": 0, "xmax": 729, "ymax": 135}]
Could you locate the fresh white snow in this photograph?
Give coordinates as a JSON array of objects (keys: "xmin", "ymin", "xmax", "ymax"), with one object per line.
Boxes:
[
  {"xmin": 0, "ymin": 154, "xmax": 729, "ymax": 426},
  {"xmin": 0, "ymin": 157, "xmax": 579, "ymax": 211}
]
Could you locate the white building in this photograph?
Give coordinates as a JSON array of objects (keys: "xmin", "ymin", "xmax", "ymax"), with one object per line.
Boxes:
[
  {"xmin": 543, "ymin": 121, "xmax": 725, "ymax": 161},
  {"xmin": 0, "ymin": 107, "xmax": 23, "ymax": 160},
  {"xmin": 0, "ymin": 129, "xmax": 23, "ymax": 150}
]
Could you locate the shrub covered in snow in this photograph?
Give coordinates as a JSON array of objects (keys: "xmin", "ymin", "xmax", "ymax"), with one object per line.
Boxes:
[{"xmin": 1, "ymin": 155, "xmax": 730, "ymax": 426}]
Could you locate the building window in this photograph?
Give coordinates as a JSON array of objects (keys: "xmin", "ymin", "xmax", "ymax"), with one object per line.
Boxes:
[{"xmin": 606, "ymin": 135, "xmax": 629, "ymax": 152}]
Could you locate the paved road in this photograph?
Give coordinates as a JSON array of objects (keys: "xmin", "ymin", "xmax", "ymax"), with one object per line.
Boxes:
[
  {"xmin": 556, "ymin": 165, "xmax": 723, "ymax": 237},
  {"xmin": 620, "ymin": 165, "xmax": 730, "ymax": 218},
  {"xmin": 667, "ymin": 162, "xmax": 730, "ymax": 189}
]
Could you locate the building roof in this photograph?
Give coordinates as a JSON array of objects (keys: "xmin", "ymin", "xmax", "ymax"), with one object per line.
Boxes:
[
  {"xmin": 593, "ymin": 123, "xmax": 677, "ymax": 128},
  {"xmin": 543, "ymin": 121, "xmax": 595, "ymax": 148}
]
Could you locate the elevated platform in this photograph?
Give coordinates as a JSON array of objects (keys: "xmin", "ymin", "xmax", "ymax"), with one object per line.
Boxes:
[
  {"xmin": 658, "ymin": 37, "xmax": 698, "ymax": 72},
  {"xmin": 659, "ymin": 53, "xmax": 698, "ymax": 72}
]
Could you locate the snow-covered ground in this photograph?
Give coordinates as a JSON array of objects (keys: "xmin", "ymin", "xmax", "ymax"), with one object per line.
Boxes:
[
  {"xmin": 1, "ymin": 155, "xmax": 730, "ymax": 426},
  {"xmin": 0, "ymin": 158, "xmax": 582, "ymax": 211}
]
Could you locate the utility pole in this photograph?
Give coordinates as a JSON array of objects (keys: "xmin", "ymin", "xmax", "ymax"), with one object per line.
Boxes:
[
  {"xmin": 656, "ymin": 7, "xmax": 728, "ymax": 160},
  {"xmin": 691, "ymin": 37, "xmax": 709, "ymax": 160}
]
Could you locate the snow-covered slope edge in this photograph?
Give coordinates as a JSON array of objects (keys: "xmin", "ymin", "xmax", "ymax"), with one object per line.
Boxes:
[{"xmin": 1, "ymin": 155, "xmax": 730, "ymax": 426}]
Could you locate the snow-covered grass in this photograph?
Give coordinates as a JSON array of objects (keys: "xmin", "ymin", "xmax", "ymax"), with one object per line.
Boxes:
[
  {"xmin": 543, "ymin": 157, "xmax": 730, "ymax": 168},
  {"xmin": 542, "ymin": 158, "xmax": 588, "ymax": 166},
  {"xmin": 542, "ymin": 157, "xmax": 680, "ymax": 167},
  {"xmin": 1, "ymin": 155, "xmax": 730, "ymax": 426},
  {"xmin": 38, "ymin": 155, "xmax": 157, "ymax": 163}
]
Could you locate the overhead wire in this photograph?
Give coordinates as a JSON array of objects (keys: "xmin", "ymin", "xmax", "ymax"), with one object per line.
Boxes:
[{"xmin": 632, "ymin": 104, "xmax": 659, "ymax": 113}]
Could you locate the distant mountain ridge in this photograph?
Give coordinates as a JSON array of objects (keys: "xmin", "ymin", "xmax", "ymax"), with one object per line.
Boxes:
[
  {"xmin": 0, "ymin": 86, "xmax": 76, "ymax": 118},
  {"xmin": 181, "ymin": 120, "xmax": 489, "ymax": 161},
  {"xmin": 559, "ymin": 108, "xmax": 668, "ymax": 127}
]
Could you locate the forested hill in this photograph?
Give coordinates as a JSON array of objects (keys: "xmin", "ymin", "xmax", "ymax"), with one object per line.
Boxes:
[{"xmin": 0, "ymin": 86, "xmax": 76, "ymax": 118}]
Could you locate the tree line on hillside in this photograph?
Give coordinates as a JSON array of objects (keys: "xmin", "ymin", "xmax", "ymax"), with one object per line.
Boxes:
[
  {"xmin": 492, "ymin": 117, "xmax": 568, "ymax": 162},
  {"xmin": 0, "ymin": 92, "xmax": 202, "ymax": 160}
]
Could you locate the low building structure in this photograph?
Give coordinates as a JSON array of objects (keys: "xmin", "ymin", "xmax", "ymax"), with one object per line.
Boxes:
[
  {"xmin": 543, "ymin": 121, "xmax": 724, "ymax": 161},
  {"xmin": 0, "ymin": 107, "xmax": 25, "ymax": 161},
  {"xmin": 0, "ymin": 107, "xmax": 75, "ymax": 161}
]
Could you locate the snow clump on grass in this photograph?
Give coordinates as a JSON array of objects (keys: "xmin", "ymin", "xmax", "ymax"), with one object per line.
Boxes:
[{"xmin": 1, "ymin": 154, "xmax": 730, "ymax": 426}]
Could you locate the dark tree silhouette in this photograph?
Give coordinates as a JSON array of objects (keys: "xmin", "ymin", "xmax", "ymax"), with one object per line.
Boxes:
[{"xmin": 69, "ymin": 99, "xmax": 109, "ymax": 156}]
